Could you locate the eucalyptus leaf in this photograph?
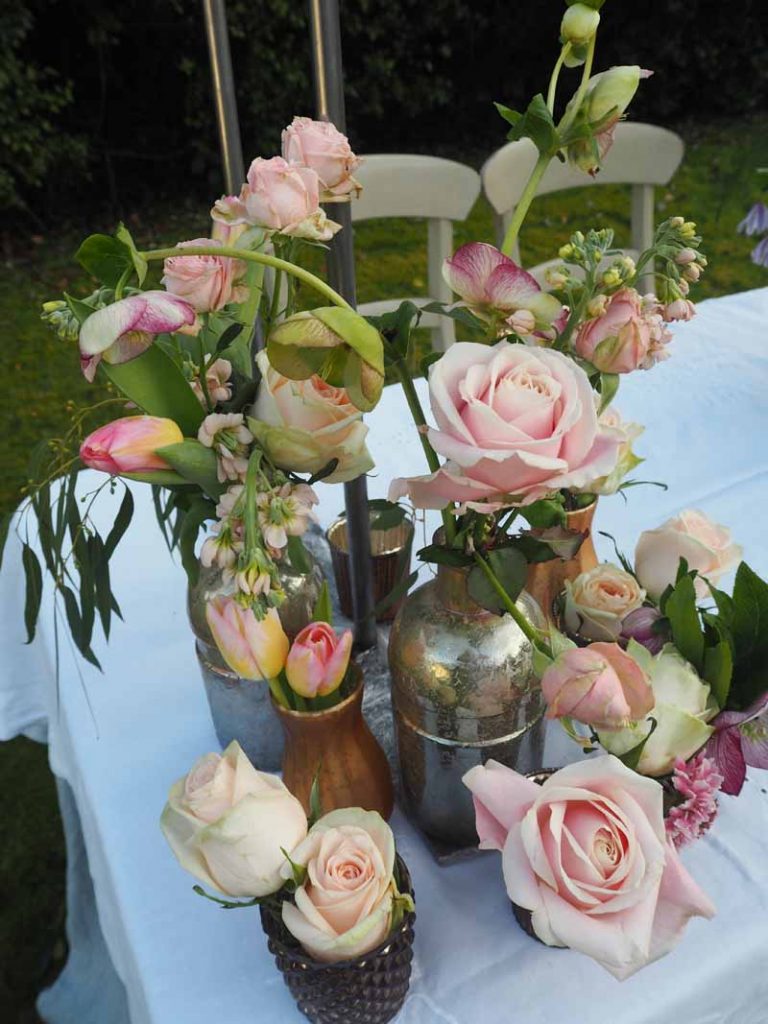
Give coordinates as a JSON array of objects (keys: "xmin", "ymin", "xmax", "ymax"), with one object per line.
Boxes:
[
  {"xmin": 104, "ymin": 487, "xmax": 134, "ymax": 560},
  {"xmin": 178, "ymin": 499, "xmax": 216, "ymax": 587},
  {"xmin": 22, "ymin": 543, "xmax": 43, "ymax": 644}
]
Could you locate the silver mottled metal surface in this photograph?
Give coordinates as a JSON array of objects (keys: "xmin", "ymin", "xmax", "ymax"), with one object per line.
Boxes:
[
  {"xmin": 187, "ymin": 551, "xmax": 324, "ymax": 771},
  {"xmin": 389, "ymin": 564, "xmax": 546, "ymax": 849}
]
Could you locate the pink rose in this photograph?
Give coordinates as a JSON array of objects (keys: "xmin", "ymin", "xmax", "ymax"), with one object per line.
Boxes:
[
  {"xmin": 389, "ymin": 341, "xmax": 621, "ymax": 511},
  {"xmin": 161, "ymin": 238, "xmax": 248, "ymax": 313},
  {"xmin": 635, "ymin": 509, "xmax": 742, "ymax": 601},
  {"xmin": 281, "ymin": 116, "xmax": 362, "ymax": 199},
  {"xmin": 280, "ymin": 808, "xmax": 398, "ymax": 962},
  {"xmin": 250, "ymin": 350, "xmax": 373, "ymax": 484},
  {"xmin": 79, "ymin": 415, "xmax": 183, "ymax": 476},
  {"xmin": 285, "ymin": 621, "xmax": 353, "ymax": 699},
  {"xmin": 211, "ymin": 156, "xmax": 339, "ymax": 241},
  {"xmin": 541, "ymin": 641, "xmax": 654, "ymax": 730},
  {"xmin": 574, "ymin": 288, "xmax": 652, "ymax": 373},
  {"xmin": 463, "ymin": 756, "xmax": 715, "ymax": 979}
]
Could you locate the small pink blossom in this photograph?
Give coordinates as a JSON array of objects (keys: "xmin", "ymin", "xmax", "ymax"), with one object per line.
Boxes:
[
  {"xmin": 256, "ymin": 482, "xmax": 318, "ymax": 552},
  {"xmin": 197, "ymin": 413, "xmax": 253, "ymax": 483},
  {"xmin": 666, "ymin": 754, "xmax": 723, "ymax": 849},
  {"xmin": 663, "ymin": 299, "xmax": 696, "ymax": 323},
  {"xmin": 190, "ymin": 358, "xmax": 233, "ymax": 407}
]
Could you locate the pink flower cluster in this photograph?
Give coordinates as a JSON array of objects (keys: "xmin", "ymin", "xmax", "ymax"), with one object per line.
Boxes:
[
  {"xmin": 666, "ymin": 754, "xmax": 723, "ymax": 849},
  {"xmin": 574, "ymin": 288, "xmax": 674, "ymax": 374},
  {"xmin": 212, "ymin": 117, "xmax": 361, "ymax": 241}
]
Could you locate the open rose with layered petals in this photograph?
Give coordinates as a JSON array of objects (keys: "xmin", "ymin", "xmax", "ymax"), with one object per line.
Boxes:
[
  {"xmin": 250, "ymin": 350, "xmax": 373, "ymax": 484},
  {"xmin": 281, "ymin": 116, "xmax": 362, "ymax": 199},
  {"xmin": 443, "ymin": 243, "xmax": 563, "ymax": 328},
  {"xmin": 161, "ymin": 238, "xmax": 248, "ymax": 313},
  {"xmin": 389, "ymin": 341, "xmax": 621, "ymax": 511},
  {"xmin": 212, "ymin": 156, "xmax": 339, "ymax": 241},
  {"xmin": 563, "ymin": 564, "xmax": 646, "ymax": 641},
  {"xmin": 635, "ymin": 509, "xmax": 742, "ymax": 601},
  {"xmin": 160, "ymin": 741, "xmax": 307, "ymax": 897},
  {"xmin": 463, "ymin": 756, "xmax": 715, "ymax": 979},
  {"xmin": 280, "ymin": 808, "xmax": 400, "ymax": 963},
  {"xmin": 575, "ymin": 288, "xmax": 654, "ymax": 373}
]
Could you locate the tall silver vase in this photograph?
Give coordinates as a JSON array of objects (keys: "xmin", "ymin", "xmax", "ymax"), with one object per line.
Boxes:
[
  {"xmin": 389, "ymin": 563, "xmax": 545, "ymax": 849},
  {"xmin": 188, "ymin": 555, "xmax": 324, "ymax": 771}
]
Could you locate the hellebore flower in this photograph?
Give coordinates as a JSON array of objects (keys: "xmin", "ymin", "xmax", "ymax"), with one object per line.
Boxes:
[{"xmin": 704, "ymin": 693, "xmax": 768, "ymax": 796}]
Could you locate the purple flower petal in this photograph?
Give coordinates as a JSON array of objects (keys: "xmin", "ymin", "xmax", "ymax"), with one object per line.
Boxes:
[
  {"xmin": 750, "ymin": 235, "xmax": 768, "ymax": 269},
  {"xmin": 738, "ymin": 201, "xmax": 768, "ymax": 237},
  {"xmin": 705, "ymin": 726, "xmax": 747, "ymax": 796},
  {"xmin": 442, "ymin": 242, "xmax": 507, "ymax": 306},
  {"xmin": 485, "ymin": 261, "xmax": 541, "ymax": 311}
]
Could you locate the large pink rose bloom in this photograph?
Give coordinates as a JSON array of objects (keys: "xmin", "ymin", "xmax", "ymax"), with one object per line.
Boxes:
[
  {"xmin": 389, "ymin": 341, "xmax": 621, "ymax": 511},
  {"xmin": 463, "ymin": 756, "xmax": 715, "ymax": 979}
]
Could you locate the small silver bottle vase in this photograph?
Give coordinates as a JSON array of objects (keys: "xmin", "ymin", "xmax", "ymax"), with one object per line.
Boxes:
[{"xmin": 389, "ymin": 562, "xmax": 545, "ymax": 849}]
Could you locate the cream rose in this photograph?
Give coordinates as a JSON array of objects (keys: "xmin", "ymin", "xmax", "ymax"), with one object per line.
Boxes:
[
  {"xmin": 160, "ymin": 741, "xmax": 307, "ymax": 897},
  {"xmin": 599, "ymin": 644, "xmax": 717, "ymax": 775},
  {"xmin": 249, "ymin": 350, "xmax": 373, "ymax": 483},
  {"xmin": 280, "ymin": 808, "xmax": 398, "ymax": 963},
  {"xmin": 563, "ymin": 564, "xmax": 646, "ymax": 641},
  {"xmin": 635, "ymin": 509, "xmax": 742, "ymax": 601}
]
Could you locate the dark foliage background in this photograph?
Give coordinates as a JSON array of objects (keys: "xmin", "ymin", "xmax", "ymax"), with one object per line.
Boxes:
[{"xmin": 4, "ymin": 0, "xmax": 766, "ymax": 221}]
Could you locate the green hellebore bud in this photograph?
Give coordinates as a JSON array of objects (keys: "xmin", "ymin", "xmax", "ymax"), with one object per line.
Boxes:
[
  {"xmin": 586, "ymin": 66, "xmax": 648, "ymax": 124},
  {"xmin": 267, "ymin": 307, "xmax": 385, "ymax": 413},
  {"xmin": 560, "ymin": 3, "xmax": 600, "ymax": 47}
]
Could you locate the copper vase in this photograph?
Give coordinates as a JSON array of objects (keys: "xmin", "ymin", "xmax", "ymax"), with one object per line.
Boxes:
[
  {"xmin": 525, "ymin": 501, "xmax": 599, "ymax": 620},
  {"xmin": 273, "ymin": 667, "xmax": 395, "ymax": 821}
]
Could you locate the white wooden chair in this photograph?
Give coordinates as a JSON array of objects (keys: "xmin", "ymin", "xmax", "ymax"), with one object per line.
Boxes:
[
  {"xmin": 352, "ymin": 154, "xmax": 481, "ymax": 351},
  {"xmin": 481, "ymin": 122, "xmax": 684, "ymax": 291}
]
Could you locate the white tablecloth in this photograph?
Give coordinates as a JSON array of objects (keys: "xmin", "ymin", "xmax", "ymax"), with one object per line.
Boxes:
[{"xmin": 2, "ymin": 288, "xmax": 768, "ymax": 1024}]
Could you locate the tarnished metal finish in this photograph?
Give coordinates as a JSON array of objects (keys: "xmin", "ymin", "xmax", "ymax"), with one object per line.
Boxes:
[
  {"xmin": 188, "ymin": 555, "xmax": 324, "ymax": 770},
  {"xmin": 389, "ymin": 564, "xmax": 546, "ymax": 848},
  {"xmin": 327, "ymin": 514, "xmax": 414, "ymax": 622}
]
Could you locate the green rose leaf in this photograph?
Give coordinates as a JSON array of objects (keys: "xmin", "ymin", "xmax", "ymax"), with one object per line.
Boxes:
[{"xmin": 468, "ymin": 548, "xmax": 528, "ymax": 615}]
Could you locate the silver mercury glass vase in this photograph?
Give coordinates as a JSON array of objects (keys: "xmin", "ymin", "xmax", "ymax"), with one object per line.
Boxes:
[
  {"xmin": 188, "ymin": 554, "xmax": 324, "ymax": 771},
  {"xmin": 389, "ymin": 562, "xmax": 546, "ymax": 850}
]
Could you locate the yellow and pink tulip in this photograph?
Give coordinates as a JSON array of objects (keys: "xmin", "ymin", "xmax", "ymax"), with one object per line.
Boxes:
[
  {"xmin": 79, "ymin": 415, "xmax": 183, "ymax": 476},
  {"xmin": 285, "ymin": 622, "xmax": 353, "ymax": 699},
  {"xmin": 205, "ymin": 599, "xmax": 289, "ymax": 681}
]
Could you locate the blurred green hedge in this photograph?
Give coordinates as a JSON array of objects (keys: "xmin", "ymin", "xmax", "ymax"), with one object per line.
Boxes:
[{"xmin": 5, "ymin": 0, "xmax": 767, "ymax": 218}]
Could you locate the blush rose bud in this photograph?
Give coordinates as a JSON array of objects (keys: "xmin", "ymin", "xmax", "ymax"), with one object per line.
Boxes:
[
  {"xmin": 205, "ymin": 600, "xmax": 289, "ymax": 681},
  {"xmin": 541, "ymin": 642, "xmax": 654, "ymax": 731},
  {"xmin": 285, "ymin": 622, "xmax": 354, "ymax": 699},
  {"xmin": 80, "ymin": 415, "xmax": 184, "ymax": 476}
]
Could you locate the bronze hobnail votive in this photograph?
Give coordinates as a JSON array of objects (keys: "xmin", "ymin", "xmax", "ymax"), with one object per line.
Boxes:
[{"xmin": 260, "ymin": 856, "xmax": 416, "ymax": 1024}]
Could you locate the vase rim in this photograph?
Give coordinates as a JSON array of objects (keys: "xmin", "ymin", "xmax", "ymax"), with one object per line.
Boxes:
[
  {"xmin": 270, "ymin": 663, "xmax": 363, "ymax": 719},
  {"xmin": 326, "ymin": 514, "xmax": 414, "ymax": 558}
]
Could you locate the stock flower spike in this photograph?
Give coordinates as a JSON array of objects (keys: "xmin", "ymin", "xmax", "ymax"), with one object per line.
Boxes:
[
  {"xmin": 78, "ymin": 291, "xmax": 196, "ymax": 382},
  {"xmin": 80, "ymin": 416, "xmax": 184, "ymax": 476}
]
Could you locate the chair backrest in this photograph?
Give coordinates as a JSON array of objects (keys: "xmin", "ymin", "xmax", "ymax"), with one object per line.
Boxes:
[
  {"xmin": 352, "ymin": 154, "xmax": 481, "ymax": 223},
  {"xmin": 481, "ymin": 122, "xmax": 684, "ymax": 279},
  {"xmin": 352, "ymin": 155, "xmax": 481, "ymax": 350}
]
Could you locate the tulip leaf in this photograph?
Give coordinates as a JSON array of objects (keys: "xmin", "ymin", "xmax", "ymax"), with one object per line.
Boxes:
[
  {"xmin": 76, "ymin": 233, "xmax": 134, "ymax": 289},
  {"xmin": 121, "ymin": 470, "xmax": 188, "ymax": 487},
  {"xmin": 308, "ymin": 766, "xmax": 324, "ymax": 825},
  {"xmin": 664, "ymin": 572, "xmax": 704, "ymax": 672},
  {"xmin": 313, "ymin": 581, "xmax": 333, "ymax": 625},
  {"xmin": 101, "ymin": 345, "xmax": 205, "ymax": 436},
  {"xmin": 468, "ymin": 548, "xmax": 528, "ymax": 615},
  {"xmin": 155, "ymin": 441, "xmax": 224, "ymax": 500}
]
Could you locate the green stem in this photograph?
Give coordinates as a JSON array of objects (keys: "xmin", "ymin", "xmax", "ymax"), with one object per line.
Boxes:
[
  {"xmin": 141, "ymin": 245, "xmax": 351, "ymax": 311},
  {"xmin": 392, "ymin": 359, "xmax": 456, "ymax": 545},
  {"xmin": 500, "ymin": 153, "xmax": 550, "ymax": 258},
  {"xmin": 268, "ymin": 675, "xmax": 289, "ymax": 709},
  {"xmin": 266, "ymin": 267, "xmax": 283, "ymax": 334},
  {"xmin": 500, "ymin": 34, "xmax": 597, "ymax": 259},
  {"xmin": 546, "ymin": 44, "xmax": 570, "ymax": 114},
  {"xmin": 472, "ymin": 551, "xmax": 546, "ymax": 648}
]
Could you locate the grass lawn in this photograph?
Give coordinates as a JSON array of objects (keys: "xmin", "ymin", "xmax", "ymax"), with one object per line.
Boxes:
[{"xmin": 0, "ymin": 115, "xmax": 765, "ymax": 1020}]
